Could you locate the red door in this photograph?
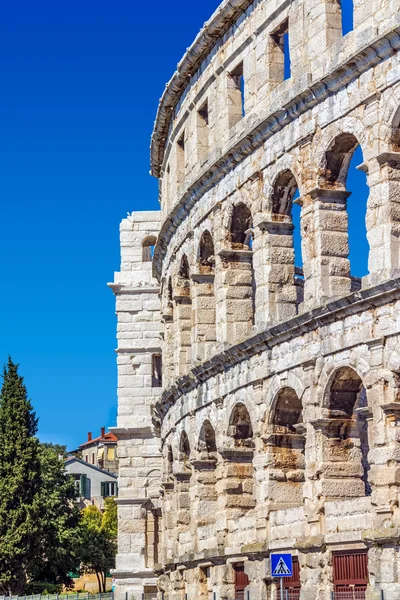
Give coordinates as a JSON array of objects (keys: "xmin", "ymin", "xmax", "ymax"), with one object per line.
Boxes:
[
  {"xmin": 333, "ymin": 551, "xmax": 368, "ymax": 600},
  {"xmin": 234, "ymin": 564, "xmax": 249, "ymax": 600},
  {"xmin": 277, "ymin": 557, "xmax": 301, "ymax": 600}
]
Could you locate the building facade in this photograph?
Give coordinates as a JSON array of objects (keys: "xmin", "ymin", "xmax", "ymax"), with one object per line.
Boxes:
[
  {"xmin": 112, "ymin": 1, "xmax": 400, "ymax": 599},
  {"xmin": 78, "ymin": 428, "xmax": 119, "ymax": 474},
  {"xmin": 65, "ymin": 456, "xmax": 118, "ymax": 508}
]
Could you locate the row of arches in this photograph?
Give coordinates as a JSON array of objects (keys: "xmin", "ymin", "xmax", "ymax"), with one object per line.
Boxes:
[
  {"xmin": 159, "ymin": 366, "xmax": 374, "ymax": 566},
  {"xmin": 162, "ymin": 132, "xmax": 371, "ymax": 377},
  {"xmin": 164, "ymin": 365, "xmax": 370, "ymax": 505}
]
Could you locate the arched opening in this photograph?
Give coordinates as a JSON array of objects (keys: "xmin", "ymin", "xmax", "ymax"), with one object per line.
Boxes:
[
  {"xmin": 263, "ymin": 388, "xmax": 305, "ymax": 509},
  {"xmin": 142, "ymin": 236, "xmax": 157, "ymax": 262},
  {"xmin": 198, "ymin": 420, "xmax": 217, "ymax": 457},
  {"xmin": 322, "ymin": 134, "xmax": 369, "ymax": 283},
  {"xmin": 322, "ymin": 367, "xmax": 370, "ymax": 498},
  {"xmin": 222, "ymin": 204, "xmax": 255, "ymax": 343},
  {"xmin": 193, "ymin": 231, "xmax": 217, "ymax": 362},
  {"xmin": 269, "ymin": 170, "xmax": 303, "ymax": 316},
  {"xmin": 167, "ymin": 445, "xmax": 174, "ymax": 477},
  {"xmin": 228, "ymin": 403, "xmax": 253, "ymax": 446},
  {"xmin": 195, "ymin": 421, "xmax": 218, "ymax": 553},
  {"xmin": 199, "ymin": 230, "xmax": 215, "ymax": 273},
  {"xmin": 179, "ymin": 431, "xmax": 191, "ymax": 468},
  {"xmin": 230, "ymin": 203, "xmax": 253, "ymax": 249},
  {"xmin": 175, "ymin": 255, "xmax": 192, "ymax": 376}
]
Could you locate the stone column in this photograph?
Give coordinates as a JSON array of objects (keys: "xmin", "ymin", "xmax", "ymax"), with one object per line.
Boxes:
[
  {"xmin": 110, "ymin": 211, "xmax": 162, "ymax": 600},
  {"xmin": 173, "ymin": 291, "xmax": 192, "ymax": 376},
  {"xmin": 215, "ymin": 249, "xmax": 254, "ymax": 345},
  {"xmin": 366, "ymin": 153, "xmax": 400, "ymax": 285},
  {"xmin": 191, "ymin": 273, "xmax": 217, "ymax": 363},
  {"xmin": 191, "ymin": 457, "xmax": 218, "ymax": 555},
  {"xmin": 255, "ymin": 217, "xmax": 298, "ymax": 324},
  {"xmin": 302, "ymin": 188, "xmax": 352, "ymax": 310}
]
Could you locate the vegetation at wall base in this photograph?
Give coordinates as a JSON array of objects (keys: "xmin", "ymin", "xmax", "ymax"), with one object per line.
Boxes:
[{"xmin": 0, "ymin": 359, "xmax": 81, "ymax": 595}]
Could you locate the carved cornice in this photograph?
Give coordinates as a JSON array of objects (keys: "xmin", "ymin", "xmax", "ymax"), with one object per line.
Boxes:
[
  {"xmin": 152, "ymin": 27, "xmax": 400, "ymax": 281},
  {"xmin": 150, "ymin": 0, "xmax": 254, "ymax": 178},
  {"xmin": 154, "ymin": 277, "xmax": 400, "ymax": 420}
]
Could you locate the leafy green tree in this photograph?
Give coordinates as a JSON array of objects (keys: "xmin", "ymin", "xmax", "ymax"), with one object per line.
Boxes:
[
  {"xmin": 0, "ymin": 358, "xmax": 81, "ymax": 594},
  {"xmin": 0, "ymin": 357, "xmax": 42, "ymax": 595},
  {"xmin": 102, "ymin": 497, "xmax": 118, "ymax": 538},
  {"xmin": 79, "ymin": 505, "xmax": 117, "ymax": 592},
  {"xmin": 27, "ymin": 443, "xmax": 81, "ymax": 592}
]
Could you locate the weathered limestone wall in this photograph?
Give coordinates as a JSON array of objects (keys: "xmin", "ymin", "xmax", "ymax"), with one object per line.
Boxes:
[
  {"xmin": 110, "ymin": 211, "xmax": 162, "ymax": 600},
  {"xmin": 114, "ymin": 0, "xmax": 400, "ymax": 599}
]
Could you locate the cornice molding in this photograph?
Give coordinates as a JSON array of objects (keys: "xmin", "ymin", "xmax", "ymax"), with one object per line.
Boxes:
[
  {"xmin": 154, "ymin": 277, "xmax": 400, "ymax": 420},
  {"xmin": 152, "ymin": 27, "xmax": 400, "ymax": 281},
  {"xmin": 150, "ymin": 0, "xmax": 254, "ymax": 178}
]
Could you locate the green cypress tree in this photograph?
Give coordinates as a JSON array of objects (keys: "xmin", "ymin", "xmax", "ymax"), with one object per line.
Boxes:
[{"xmin": 0, "ymin": 357, "xmax": 41, "ymax": 595}]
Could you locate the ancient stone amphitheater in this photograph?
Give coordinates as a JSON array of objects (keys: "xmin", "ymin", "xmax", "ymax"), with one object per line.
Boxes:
[{"xmin": 110, "ymin": 1, "xmax": 400, "ymax": 599}]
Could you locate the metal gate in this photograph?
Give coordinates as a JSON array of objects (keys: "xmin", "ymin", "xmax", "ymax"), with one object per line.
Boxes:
[{"xmin": 332, "ymin": 550, "xmax": 368, "ymax": 600}]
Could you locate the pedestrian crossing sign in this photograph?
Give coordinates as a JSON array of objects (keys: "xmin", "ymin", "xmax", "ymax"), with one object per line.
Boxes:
[{"xmin": 271, "ymin": 553, "xmax": 293, "ymax": 577}]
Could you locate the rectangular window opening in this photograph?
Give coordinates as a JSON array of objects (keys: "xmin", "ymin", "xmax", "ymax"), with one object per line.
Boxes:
[
  {"xmin": 270, "ymin": 20, "xmax": 290, "ymax": 85},
  {"xmin": 228, "ymin": 62, "xmax": 245, "ymax": 128},
  {"xmin": 152, "ymin": 354, "xmax": 163, "ymax": 388},
  {"xmin": 197, "ymin": 99, "xmax": 209, "ymax": 162},
  {"xmin": 176, "ymin": 133, "xmax": 185, "ymax": 185},
  {"xmin": 340, "ymin": 0, "xmax": 354, "ymax": 36}
]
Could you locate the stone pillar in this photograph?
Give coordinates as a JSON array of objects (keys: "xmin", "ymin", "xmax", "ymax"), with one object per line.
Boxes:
[
  {"xmin": 255, "ymin": 217, "xmax": 298, "ymax": 324},
  {"xmin": 302, "ymin": 188, "xmax": 352, "ymax": 309},
  {"xmin": 366, "ymin": 153, "xmax": 400, "ymax": 285},
  {"xmin": 191, "ymin": 273, "xmax": 217, "ymax": 363},
  {"xmin": 173, "ymin": 290, "xmax": 192, "ymax": 376},
  {"xmin": 215, "ymin": 249, "xmax": 254, "ymax": 346},
  {"xmin": 191, "ymin": 457, "xmax": 218, "ymax": 555},
  {"xmin": 311, "ymin": 418, "xmax": 366, "ymax": 502},
  {"xmin": 260, "ymin": 424, "xmax": 306, "ymax": 512},
  {"xmin": 110, "ymin": 211, "xmax": 162, "ymax": 600},
  {"xmin": 303, "ymin": 0, "xmax": 342, "ymax": 64}
]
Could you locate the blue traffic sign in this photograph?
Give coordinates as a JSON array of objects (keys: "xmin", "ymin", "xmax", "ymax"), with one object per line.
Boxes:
[{"xmin": 271, "ymin": 553, "xmax": 293, "ymax": 577}]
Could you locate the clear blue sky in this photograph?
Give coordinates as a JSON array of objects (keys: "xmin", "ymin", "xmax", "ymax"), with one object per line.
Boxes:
[
  {"xmin": 0, "ymin": 0, "xmax": 220, "ymax": 450},
  {"xmin": 0, "ymin": 0, "xmax": 365, "ymax": 451}
]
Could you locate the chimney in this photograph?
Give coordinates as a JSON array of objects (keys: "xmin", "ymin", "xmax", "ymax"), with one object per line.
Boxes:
[
  {"xmin": 88, "ymin": 432, "xmax": 92, "ymax": 442},
  {"xmin": 101, "ymin": 427, "xmax": 105, "ymax": 438}
]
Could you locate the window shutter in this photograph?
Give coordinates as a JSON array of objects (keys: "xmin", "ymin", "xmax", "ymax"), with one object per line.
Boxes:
[
  {"xmin": 80, "ymin": 474, "xmax": 88, "ymax": 498},
  {"xmin": 101, "ymin": 481, "xmax": 106, "ymax": 497}
]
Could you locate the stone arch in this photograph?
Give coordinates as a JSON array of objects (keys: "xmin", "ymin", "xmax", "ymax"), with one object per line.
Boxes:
[
  {"xmin": 382, "ymin": 83, "xmax": 400, "ymax": 150},
  {"xmin": 228, "ymin": 402, "xmax": 254, "ymax": 446},
  {"xmin": 266, "ymin": 169, "xmax": 303, "ymax": 318},
  {"xmin": 166, "ymin": 444, "xmax": 174, "ymax": 477},
  {"xmin": 198, "ymin": 229, "xmax": 215, "ymax": 272},
  {"xmin": 271, "ymin": 169, "xmax": 299, "ymax": 215},
  {"xmin": 179, "ymin": 430, "xmax": 191, "ymax": 466},
  {"xmin": 144, "ymin": 469, "xmax": 162, "ymax": 498},
  {"xmin": 321, "ymin": 132, "xmax": 360, "ymax": 187},
  {"xmin": 142, "ymin": 235, "xmax": 157, "ymax": 262},
  {"xmin": 174, "ymin": 254, "xmax": 193, "ymax": 376},
  {"xmin": 262, "ymin": 387, "xmax": 306, "ymax": 509},
  {"xmin": 319, "ymin": 366, "xmax": 371, "ymax": 498},
  {"xmin": 192, "ymin": 230, "xmax": 216, "ymax": 362},
  {"xmin": 198, "ymin": 419, "xmax": 217, "ymax": 456},
  {"xmin": 312, "ymin": 131, "xmax": 370, "ymax": 293},
  {"xmin": 230, "ymin": 202, "xmax": 253, "ymax": 249}
]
